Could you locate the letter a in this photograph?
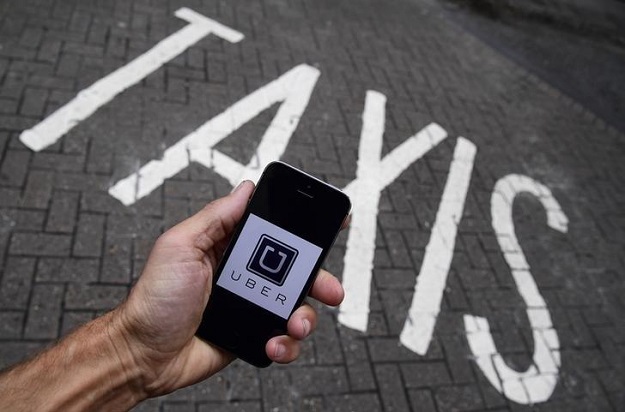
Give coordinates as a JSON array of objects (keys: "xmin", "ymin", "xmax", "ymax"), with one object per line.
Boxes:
[{"xmin": 109, "ymin": 64, "xmax": 320, "ymax": 205}]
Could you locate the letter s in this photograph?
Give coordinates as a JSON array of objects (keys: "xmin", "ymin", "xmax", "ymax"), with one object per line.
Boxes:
[{"xmin": 464, "ymin": 174, "xmax": 568, "ymax": 404}]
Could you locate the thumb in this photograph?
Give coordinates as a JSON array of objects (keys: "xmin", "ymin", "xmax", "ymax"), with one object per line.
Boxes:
[{"xmin": 165, "ymin": 180, "xmax": 255, "ymax": 248}]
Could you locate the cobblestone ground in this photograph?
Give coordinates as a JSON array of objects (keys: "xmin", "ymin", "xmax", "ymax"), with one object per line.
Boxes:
[{"xmin": 1, "ymin": 0, "xmax": 624, "ymax": 411}]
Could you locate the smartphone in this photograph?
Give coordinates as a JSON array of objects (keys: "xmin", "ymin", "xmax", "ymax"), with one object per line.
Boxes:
[{"xmin": 196, "ymin": 161, "xmax": 351, "ymax": 367}]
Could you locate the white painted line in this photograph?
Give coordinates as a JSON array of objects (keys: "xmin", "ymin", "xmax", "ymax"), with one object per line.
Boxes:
[
  {"xmin": 502, "ymin": 379, "xmax": 530, "ymax": 405},
  {"xmin": 175, "ymin": 8, "xmax": 244, "ymax": 43},
  {"xmin": 464, "ymin": 174, "xmax": 568, "ymax": 404},
  {"xmin": 20, "ymin": 8, "xmax": 244, "ymax": 152},
  {"xmin": 338, "ymin": 93, "xmax": 448, "ymax": 332},
  {"xmin": 109, "ymin": 64, "xmax": 320, "ymax": 205},
  {"xmin": 399, "ymin": 137, "xmax": 476, "ymax": 354},
  {"xmin": 337, "ymin": 90, "xmax": 387, "ymax": 332}
]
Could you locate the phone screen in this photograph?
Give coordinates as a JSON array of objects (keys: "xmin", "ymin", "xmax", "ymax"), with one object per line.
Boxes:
[
  {"xmin": 216, "ymin": 213, "xmax": 322, "ymax": 319},
  {"xmin": 197, "ymin": 162, "xmax": 350, "ymax": 367}
]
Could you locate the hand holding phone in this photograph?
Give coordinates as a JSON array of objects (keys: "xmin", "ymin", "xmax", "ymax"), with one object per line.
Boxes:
[
  {"xmin": 1, "ymin": 177, "xmax": 350, "ymax": 405},
  {"xmin": 197, "ymin": 162, "xmax": 351, "ymax": 367}
]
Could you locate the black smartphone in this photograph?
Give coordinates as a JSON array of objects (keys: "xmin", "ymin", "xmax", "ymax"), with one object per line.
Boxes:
[{"xmin": 196, "ymin": 161, "xmax": 351, "ymax": 367}]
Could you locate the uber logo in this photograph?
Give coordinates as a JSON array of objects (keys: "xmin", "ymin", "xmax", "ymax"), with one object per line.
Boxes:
[{"xmin": 247, "ymin": 235, "xmax": 298, "ymax": 286}]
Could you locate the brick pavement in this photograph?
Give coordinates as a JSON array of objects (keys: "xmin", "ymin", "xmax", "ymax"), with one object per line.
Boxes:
[{"xmin": 1, "ymin": 0, "xmax": 624, "ymax": 411}]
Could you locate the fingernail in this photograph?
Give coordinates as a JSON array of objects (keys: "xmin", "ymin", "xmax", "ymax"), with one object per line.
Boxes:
[
  {"xmin": 274, "ymin": 343, "xmax": 286, "ymax": 359},
  {"xmin": 230, "ymin": 181, "xmax": 245, "ymax": 194},
  {"xmin": 302, "ymin": 319, "xmax": 310, "ymax": 337}
]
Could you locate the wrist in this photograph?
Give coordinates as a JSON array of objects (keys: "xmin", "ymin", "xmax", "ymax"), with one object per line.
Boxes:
[
  {"xmin": 53, "ymin": 309, "xmax": 149, "ymax": 410},
  {"xmin": 103, "ymin": 308, "xmax": 150, "ymax": 406},
  {"xmin": 0, "ymin": 309, "xmax": 148, "ymax": 412}
]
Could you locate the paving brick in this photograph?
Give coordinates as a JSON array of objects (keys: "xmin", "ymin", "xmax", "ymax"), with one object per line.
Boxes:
[
  {"xmin": 374, "ymin": 268, "xmax": 416, "ymax": 289},
  {"xmin": 163, "ymin": 197, "xmax": 190, "ymax": 231},
  {"xmin": 37, "ymin": 38, "xmax": 62, "ymax": 63},
  {"xmin": 0, "ymin": 58, "xmax": 7, "ymax": 80},
  {"xmin": 378, "ymin": 212, "xmax": 419, "ymax": 230},
  {"xmin": 375, "ymin": 364, "xmax": 410, "ymax": 412},
  {"xmin": 566, "ymin": 309, "xmax": 599, "ymax": 348},
  {"xmin": 368, "ymin": 337, "xmax": 421, "ymax": 362},
  {"xmin": 0, "ymin": 257, "xmax": 36, "ymax": 309},
  {"xmin": 31, "ymin": 152, "xmax": 85, "ymax": 172},
  {"xmin": 367, "ymin": 311, "xmax": 390, "ymax": 336},
  {"xmin": 435, "ymin": 384, "xmax": 485, "ymax": 412},
  {"xmin": 131, "ymin": 398, "xmax": 163, "ymax": 412},
  {"xmin": 462, "ymin": 234, "xmax": 491, "ymax": 270},
  {"xmin": 24, "ymin": 283, "xmax": 64, "ymax": 339},
  {"xmin": 383, "ymin": 229, "xmax": 414, "ymax": 268},
  {"xmin": 378, "ymin": 289, "xmax": 412, "ymax": 335},
  {"xmin": 21, "ymin": 170, "xmax": 54, "ymax": 209},
  {"xmin": 311, "ymin": 310, "xmax": 344, "ymax": 364},
  {"xmin": 441, "ymin": 335, "xmax": 477, "ymax": 384},
  {"xmin": 65, "ymin": 284, "xmax": 128, "ymax": 310},
  {"xmin": 0, "ymin": 114, "xmax": 38, "ymax": 131},
  {"xmin": 337, "ymin": 331, "xmax": 377, "ymax": 391},
  {"xmin": 162, "ymin": 402, "xmax": 195, "ymax": 412},
  {"xmin": 45, "ymin": 190, "xmax": 80, "ymax": 233},
  {"xmin": 259, "ymin": 368, "xmax": 295, "ymax": 411},
  {"xmin": 475, "ymin": 371, "xmax": 508, "ymax": 410},
  {"xmin": 407, "ymin": 389, "xmax": 438, "ymax": 412},
  {"xmin": 163, "ymin": 179, "xmax": 217, "ymax": 201},
  {"xmin": 54, "ymin": 172, "xmax": 109, "ymax": 192},
  {"xmin": 0, "ymin": 131, "xmax": 8, "ymax": 155},
  {"xmin": 0, "ymin": 188, "xmax": 21, "ymax": 207},
  {"xmin": 106, "ymin": 215, "xmax": 162, "ymax": 238},
  {"xmin": 20, "ymin": 87, "xmax": 48, "ymax": 117},
  {"xmin": 290, "ymin": 366, "xmax": 349, "ymax": 396},
  {"xmin": 198, "ymin": 401, "xmax": 261, "ymax": 412},
  {"xmin": 73, "ymin": 213, "xmax": 105, "ymax": 257},
  {"xmin": 222, "ymin": 362, "xmax": 260, "ymax": 400},
  {"xmin": 0, "ymin": 311, "xmax": 24, "ymax": 339},
  {"xmin": 86, "ymin": 138, "xmax": 113, "ymax": 174},
  {"xmin": 596, "ymin": 369, "xmax": 625, "ymax": 395},
  {"xmin": 0, "ymin": 233, "xmax": 7, "ymax": 273},
  {"xmin": 101, "ymin": 235, "xmax": 133, "ymax": 284},
  {"xmin": 607, "ymin": 391, "xmax": 625, "ymax": 412},
  {"xmin": 64, "ymin": 41, "xmax": 103, "ymax": 57},
  {"xmin": 345, "ymin": 361, "xmax": 377, "ymax": 392},
  {"xmin": 0, "ymin": 149, "xmax": 30, "ymax": 187},
  {"xmin": 444, "ymin": 270, "xmax": 471, "ymax": 310},
  {"xmin": 80, "ymin": 190, "xmax": 130, "ymax": 214},
  {"xmin": 0, "ymin": 208, "xmax": 45, "ymax": 232},
  {"xmin": 457, "ymin": 268, "xmax": 499, "ymax": 290},
  {"xmin": 10, "ymin": 232, "xmax": 72, "ymax": 256},
  {"xmin": 299, "ymin": 397, "xmax": 325, "ymax": 412},
  {"xmin": 401, "ymin": 361, "xmax": 453, "ymax": 388},
  {"xmin": 28, "ymin": 74, "xmax": 74, "ymax": 91},
  {"xmin": 324, "ymin": 394, "xmax": 382, "ymax": 412},
  {"xmin": 36, "ymin": 258, "xmax": 99, "ymax": 283}
]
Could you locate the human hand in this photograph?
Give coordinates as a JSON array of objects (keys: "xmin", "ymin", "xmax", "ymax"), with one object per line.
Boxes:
[{"xmin": 111, "ymin": 181, "xmax": 345, "ymax": 398}]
